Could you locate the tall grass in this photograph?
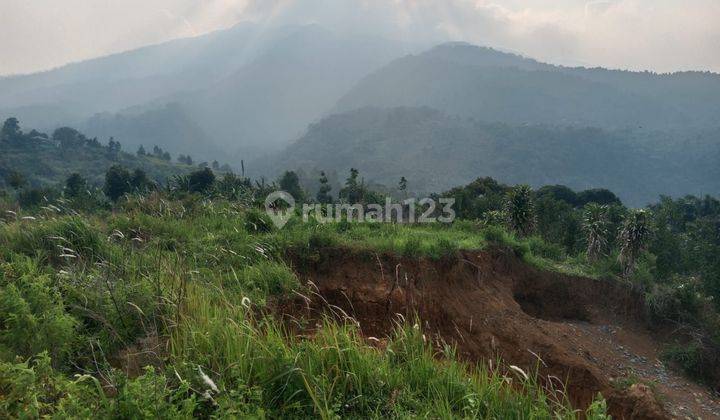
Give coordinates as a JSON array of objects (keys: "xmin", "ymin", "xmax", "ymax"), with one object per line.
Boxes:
[
  {"xmin": 0, "ymin": 203, "xmax": 608, "ymax": 418},
  {"xmin": 170, "ymin": 280, "xmax": 587, "ymax": 418}
]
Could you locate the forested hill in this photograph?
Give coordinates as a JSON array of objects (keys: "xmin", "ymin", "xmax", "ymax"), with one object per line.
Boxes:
[
  {"xmin": 268, "ymin": 107, "xmax": 720, "ymax": 206},
  {"xmin": 336, "ymin": 43, "xmax": 720, "ymax": 130},
  {"xmin": 0, "ymin": 118, "xmax": 194, "ymax": 190}
]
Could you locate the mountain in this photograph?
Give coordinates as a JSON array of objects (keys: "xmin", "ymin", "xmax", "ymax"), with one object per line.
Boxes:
[
  {"xmin": 182, "ymin": 25, "xmax": 407, "ymax": 160},
  {"xmin": 336, "ymin": 43, "xmax": 720, "ymax": 130},
  {"xmin": 81, "ymin": 103, "xmax": 226, "ymax": 162},
  {"xmin": 268, "ymin": 107, "xmax": 720, "ymax": 206},
  {"xmin": 0, "ymin": 24, "xmax": 412, "ymax": 163}
]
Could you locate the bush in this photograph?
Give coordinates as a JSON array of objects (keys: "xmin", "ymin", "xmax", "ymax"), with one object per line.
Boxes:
[
  {"xmin": 18, "ymin": 187, "xmax": 60, "ymax": 208},
  {"xmin": 645, "ymin": 280, "xmax": 701, "ymax": 324},
  {"xmin": 0, "ymin": 355, "xmax": 198, "ymax": 418},
  {"xmin": 0, "ymin": 257, "xmax": 79, "ymax": 366},
  {"xmin": 244, "ymin": 209, "xmax": 274, "ymax": 233},
  {"xmin": 663, "ymin": 343, "xmax": 704, "ymax": 380},
  {"xmin": 428, "ymin": 238, "xmax": 458, "ymax": 259},
  {"xmin": 5, "ymin": 217, "xmax": 106, "ymax": 263},
  {"xmin": 527, "ymin": 236, "xmax": 565, "ymax": 261},
  {"xmin": 308, "ymin": 229, "xmax": 337, "ymax": 250},
  {"xmin": 236, "ymin": 261, "xmax": 299, "ymax": 297},
  {"xmin": 402, "ymin": 237, "xmax": 423, "ymax": 258},
  {"xmin": 482, "ymin": 224, "xmax": 509, "ymax": 244}
]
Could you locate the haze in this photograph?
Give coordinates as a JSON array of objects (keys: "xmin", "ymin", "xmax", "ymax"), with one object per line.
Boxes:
[{"xmin": 1, "ymin": 0, "xmax": 719, "ymax": 76}]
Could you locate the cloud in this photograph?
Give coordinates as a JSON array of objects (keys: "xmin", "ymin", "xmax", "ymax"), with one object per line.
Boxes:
[{"xmin": 0, "ymin": 0, "xmax": 718, "ymax": 75}]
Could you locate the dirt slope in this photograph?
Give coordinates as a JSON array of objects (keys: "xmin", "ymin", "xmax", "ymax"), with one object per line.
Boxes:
[{"xmin": 281, "ymin": 248, "xmax": 720, "ymax": 419}]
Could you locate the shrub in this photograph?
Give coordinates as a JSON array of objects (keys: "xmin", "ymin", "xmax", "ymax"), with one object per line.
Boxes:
[
  {"xmin": 236, "ymin": 261, "xmax": 299, "ymax": 297},
  {"xmin": 645, "ymin": 280, "xmax": 701, "ymax": 324},
  {"xmin": 402, "ymin": 237, "xmax": 423, "ymax": 258},
  {"xmin": 482, "ymin": 225, "xmax": 509, "ymax": 244},
  {"xmin": 0, "ymin": 257, "xmax": 79, "ymax": 366},
  {"xmin": 428, "ymin": 238, "xmax": 458, "ymax": 259},
  {"xmin": 0, "ymin": 355, "xmax": 198, "ymax": 418},
  {"xmin": 6, "ymin": 217, "xmax": 105, "ymax": 263},
  {"xmin": 527, "ymin": 236, "xmax": 565, "ymax": 261},
  {"xmin": 308, "ymin": 229, "xmax": 337, "ymax": 250},
  {"xmin": 663, "ymin": 343, "xmax": 704, "ymax": 380},
  {"xmin": 244, "ymin": 209, "xmax": 274, "ymax": 233}
]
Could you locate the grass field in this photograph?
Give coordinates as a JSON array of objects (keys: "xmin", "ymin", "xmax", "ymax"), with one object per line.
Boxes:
[{"xmin": 0, "ymin": 197, "xmax": 609, "ymax": 418}]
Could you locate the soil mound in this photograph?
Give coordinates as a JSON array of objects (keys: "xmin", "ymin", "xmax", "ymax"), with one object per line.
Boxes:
[{"xmin": 280, "ymin": 247, "xmax": 720, "ymax": 419}]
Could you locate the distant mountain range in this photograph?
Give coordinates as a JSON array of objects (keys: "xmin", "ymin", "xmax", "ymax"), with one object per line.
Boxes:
[
  {"xmin": 0, "ymin": 24, "xmax": 411, "ymax": 161},
  {"xmin": 336, "ymin": 43, "xmax": 720, "ymax": 130},
  {"xmin": 2, "ymin": 27, "xmax": 719, "ymax": 205}
]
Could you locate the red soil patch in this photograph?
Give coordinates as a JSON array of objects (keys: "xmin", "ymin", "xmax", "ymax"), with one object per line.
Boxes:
[{"xmin": 279, "ymin": 247, "xmax": 720, "ymax": 419}]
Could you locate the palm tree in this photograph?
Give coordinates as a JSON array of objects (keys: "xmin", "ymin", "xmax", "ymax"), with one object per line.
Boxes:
[
  {"xmin": 504, "ymin": 185, "xmax": 535, "ymax": 237},
  {"xmin": 618, "ymin": 209, "xmax": 652, "ymax": 277},
  {"xmin": 583, "ymin": 203, "xmax": 610, "ymax": 262}
]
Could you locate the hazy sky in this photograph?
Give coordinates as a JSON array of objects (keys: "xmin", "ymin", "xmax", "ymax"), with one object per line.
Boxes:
[{"xmin": 1, "ymin": 0, "xmax": 718, "ymax": 75}]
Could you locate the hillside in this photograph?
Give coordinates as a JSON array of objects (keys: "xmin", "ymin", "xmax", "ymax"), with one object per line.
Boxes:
[
  {"xmin": 1, "ymin": 191, "xmax": 719, "ymax": 418},
  {"xmin": 336, "ymin": 43, "xmax": 720, "ymax": 130},
  {"xmin": 0, "ymin": 121, "xmax": 192, "ymax": 190},
  {"xmin": 267, "ymin": 107, "xmax": 720, "ymax": 206},
  {"xmin": 82, "ymin": 104, "xmax": 224, "ymax": 162}
]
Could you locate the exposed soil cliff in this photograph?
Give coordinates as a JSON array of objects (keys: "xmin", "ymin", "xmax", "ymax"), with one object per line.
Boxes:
[{"xmin": 280, "ymin": 247, "xmax": 720, "ymax": 419}]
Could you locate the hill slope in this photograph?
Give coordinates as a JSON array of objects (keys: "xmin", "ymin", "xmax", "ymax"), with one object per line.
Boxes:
[
  {"xmin": 268, "ymin": 107, "xmax": 720, "ymax": 205},
  {"xmin": 0, "ymin": 131, "xmax": 191, "ymax": 190},
  {"xmin": 336, "ymin": 43, "xmax": 720, "ymax": 130}
]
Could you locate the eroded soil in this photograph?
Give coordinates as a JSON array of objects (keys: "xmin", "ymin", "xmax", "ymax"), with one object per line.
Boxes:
[{"xmin": 280, "ymin": 248, "xmax": 720, "ymax": 419}]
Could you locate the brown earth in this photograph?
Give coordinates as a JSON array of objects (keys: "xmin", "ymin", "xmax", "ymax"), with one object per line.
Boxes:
[{"xmin": 279, "ymin": 247, "xmax": 720, "ymax": 419}]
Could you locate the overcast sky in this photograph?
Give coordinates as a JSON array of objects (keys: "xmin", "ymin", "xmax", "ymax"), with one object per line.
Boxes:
[{"xmin": 1, "ymin": 0, "xmax": 718, "ymax": 76}]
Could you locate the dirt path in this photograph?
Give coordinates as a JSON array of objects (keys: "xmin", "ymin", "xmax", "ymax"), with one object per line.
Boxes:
[
  {"xmin": 285, "ymin": 248, "xmax": 720, "ymax": 419},
  {"xmin": 565, "ymin": 321, "xmax": 720, "ymax": 419}
]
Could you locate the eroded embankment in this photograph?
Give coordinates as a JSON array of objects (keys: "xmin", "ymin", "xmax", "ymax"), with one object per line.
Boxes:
[{"xmin": 278, "ymin": 247, "xmax": 672, "ymax": 419}]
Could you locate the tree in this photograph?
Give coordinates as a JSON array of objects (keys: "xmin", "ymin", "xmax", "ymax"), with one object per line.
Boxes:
[
  {"xmin": 577, "ymin": 189, "xmax": 622, "ymax": 207},
  {"xmin": 188, "ymin": 168, "xmax": 216, "ymax": 194},
  {"xmin": 65, "ymin": 173, "xmax": 87, "ymax": 198},
  {"xmin": 162, "ymin": 151, "xmax": 171, "ymax": 161},
  {"xmin": 103, "ymin": 165, "xmax": 132, "ymax": 202},
  {"xmin": 618, "ymin": 209, "xmax": 652, "ymax": 278},
  {"xmin": 399, "ymin": 176, "xmax": 408, "ymax": 197},
  {"xmin": 6, "ymin": 171, "xmax": 25, "ymax": 191},
  {"xmin": 339, "ymin": 168, "xmax": 362, "ymax": 203},
  {"xmin": 86, "ymin": 137, "xmax": 101, "ymax": 148},
  {"xmin": 137, "ymin": 145, "xmax": 147, "ymax": 156},
  {"xmin": 27, "ymin": 129, "xmax": 49, "ymax": 141},
  {"xmin": 583, "ymin": 204, "xmax": 610, "ymax": 262},
  {"xmin": 178, "ymin": 155, "xmax": 193, "ymax": 165},
  {"xmin": 504, "ymin": 185, "xmax": 535, "ymax": 237},
  {"xmin": 536, "ymin": 185, "xmax": 578, "ymax": 207},
  {"xmin": 53, "ymin": 127, "xmax": 85, "ymax": 149},
  {"xmin": 316, "ymin": 171, "xmax": 333, "ymax": 204},
  {"xmin": 212, "ymin": 161, "xmax": 220, "ymax": 170},
  {"xmin": 1, "ymin": 117, "xmax": 22, "ymax": 142},
  {"xmin": 279, "ymin": 171, "xmax": 305, "ymax": 202},
  {"xmin": 130, "ymin": 169, "xmax": 152, "ymax": 192}
]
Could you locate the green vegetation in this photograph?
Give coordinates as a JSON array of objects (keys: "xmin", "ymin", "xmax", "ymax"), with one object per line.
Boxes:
[
  {"xmin": 2, "ymin": 146, "xmax": 720, "ymax": 416},
  {"xmin": 0, "ymin": 195, "xmax": 608, "ymax": 418},
  {"xmin": 0, "ymin": 118, "xmax": 234, "ymax": 196},
  {"xmin": 270, "ymin": 106, "xmax": 720, "ymax": 207}
]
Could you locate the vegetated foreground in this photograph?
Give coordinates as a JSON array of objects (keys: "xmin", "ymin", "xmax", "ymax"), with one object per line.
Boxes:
[{"xmin": 0, "ymin": 197, "xmax": 717, "ymax": 419}]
